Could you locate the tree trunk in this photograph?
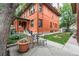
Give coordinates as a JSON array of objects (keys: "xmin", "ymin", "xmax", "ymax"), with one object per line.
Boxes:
[
  {"xmin": 66, "ymin": 23, "xmax": 70, "ymax": 32},
  {"xmin": 0, "ymin": 4, "xmax": 18, "ymax": 56},
  {"xmin": 66, "ymin": 20, "xmax": 70, "ymax": 32}
]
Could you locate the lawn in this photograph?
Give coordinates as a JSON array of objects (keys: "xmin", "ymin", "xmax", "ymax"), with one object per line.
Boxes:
[{"xmin": 42, "ymin": 32, "xmax": 72, "ymax": 45}]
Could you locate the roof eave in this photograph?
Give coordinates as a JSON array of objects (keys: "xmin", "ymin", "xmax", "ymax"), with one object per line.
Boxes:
[
  {"xmin": 15, "ymin": 17, "xmax": 30, "ymax": 21},
  {"xmin": 44, "ymin": 3, "xmax": 61, "ymax": 16}
]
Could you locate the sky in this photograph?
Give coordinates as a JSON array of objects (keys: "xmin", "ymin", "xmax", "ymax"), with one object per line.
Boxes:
[{"xmin": 52, "ymin": 3, "xmax": 63, "ymax": 9}]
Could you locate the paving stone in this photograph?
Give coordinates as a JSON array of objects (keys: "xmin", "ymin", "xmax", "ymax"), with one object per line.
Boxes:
[{"xmin": 8, "ymin": 44, "xmax": 77, "ymax": 56}]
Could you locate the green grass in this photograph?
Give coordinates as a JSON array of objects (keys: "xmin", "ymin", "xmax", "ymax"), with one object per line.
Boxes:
[{"xmin": 42, "ymin": 32, "xmax": 72, "ymax": 45}]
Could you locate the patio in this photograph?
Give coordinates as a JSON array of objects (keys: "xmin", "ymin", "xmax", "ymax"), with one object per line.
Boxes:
[{"xmin": 8, "ymin": 38, "xmax": 78, "ymax": 56}]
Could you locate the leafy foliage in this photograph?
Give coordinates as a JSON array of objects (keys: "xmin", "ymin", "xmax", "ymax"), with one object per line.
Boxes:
[
  {"xmin": 0, "ymin": 4, "xmax": 5, "ymax": 11},
  {"xmin": 15, "ymin": 3, "xmax": 29, "ymax": 17},
  {"xmin": 60, "ymin": 4, "xmax": 76, "ymax": 31},
  {"xmin": 7, "ymin": 33, "xmax": 26, "ymax": 44}
]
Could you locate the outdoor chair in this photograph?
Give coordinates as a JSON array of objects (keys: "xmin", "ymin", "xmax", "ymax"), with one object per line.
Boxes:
[
  {"xmin": 32, "ymin": 34, "xmax": 47, "ymax": 46},
  {"xmin": 38, "ymin": 38, "xmax": 47, "ymax": 46},
  {"xmin": 27, "ymin": 34, "xmax": 47, "ymax": 48},
  {"xmin": 35, "ymin": 34, "xmax": 47, "ymax": 46}
]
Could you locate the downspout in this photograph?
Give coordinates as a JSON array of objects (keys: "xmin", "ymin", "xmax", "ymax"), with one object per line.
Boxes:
[
  {"xmin": 37, "ymin": 3, "xmax": 39, "ymax": 34},
  {"xmin": 36, "ymin": 3, "xmax": 39, "ymax": 43},
  {"xmin": 42, "ymin": 4, "xmax": 44, "ymax": 34}
]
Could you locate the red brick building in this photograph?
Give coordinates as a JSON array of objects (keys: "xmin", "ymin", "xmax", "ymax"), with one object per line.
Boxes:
[{"xmin": 13, "ymin": 3, "xmax": 60, "ymax": 34}]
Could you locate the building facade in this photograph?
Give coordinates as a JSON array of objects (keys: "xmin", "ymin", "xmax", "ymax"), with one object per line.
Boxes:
[{"xmin": 13, "ymin": 3, "xmax": 60, "ymax": 34}]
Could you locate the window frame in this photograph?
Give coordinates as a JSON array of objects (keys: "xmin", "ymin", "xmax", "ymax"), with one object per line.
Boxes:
[
  {"xmin": 38, "ymin": 19, "xmax": 42, "ymax": 28},
  {"xmin": 19, "ymin": 21, "xmax": 22, "ymax": 26},
  {"xmin": 30, "ymin": 20, "xmax": 34, "ymax": 27},
  {"xmin": 50, "ymin": 22, "xmax": 52, "ymax": 28}
]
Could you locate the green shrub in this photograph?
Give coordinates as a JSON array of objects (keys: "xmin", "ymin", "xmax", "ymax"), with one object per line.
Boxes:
[
  {"xmin": 7, "ymin": 39, "xmax": 17, "ymax": 44},
  {"xmin": 9, "ymin": 34, "xmax": 19, "ymax": 40},
  {"xmin": 7, "ymin": 33, "xmax": 26, "ymax": 44},
  {"xmin": 18, "ymin": 34, "xmax": 26, "ymax": 39}
]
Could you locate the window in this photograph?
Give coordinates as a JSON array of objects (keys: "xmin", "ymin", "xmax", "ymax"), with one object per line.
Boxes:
[
  {"xmin": 38, "ymin": 19, "xmax": 42, "ymax": 27},
  {"xmin": 31, "ymin": 20, "xmax": 34, "ymax": 27},
  {"xmin": 38, "ymin": 4, "xmax": 42, "ymax": 12},
  {"xmin": 19, "ymin": 21, "xmax": 22, "ymax": 26},
  {"xmin": 29, "ymin": 4, "xmax": 35, "ymax": 15},
  {"xmin": 50, "ymin": 22, "xmax": 52, "ymax": 28},
  {"xmin": 55, "ymin": 23, "xmax": 57, "ymax": 28}
]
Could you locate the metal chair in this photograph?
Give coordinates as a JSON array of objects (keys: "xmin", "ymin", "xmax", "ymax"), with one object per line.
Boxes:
[{"xmin": 38, "ymin": 38, "xmax": 47, "ymax": 46}]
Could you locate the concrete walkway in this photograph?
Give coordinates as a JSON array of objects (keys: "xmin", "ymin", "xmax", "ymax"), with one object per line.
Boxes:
[
  {"xmin": 8, "ymin": 33, "xmax": 79, "ymax": 56},
  {"xmin": 40, "ymin": 31, "xmax": 60, "ymax": 36},
  {"xmin": 39, "ymin": 37, "xmax": 79, "ymax": 55},
  {"xmin": 63, "ymin": 35, "xmax": 79, "ymax": 55},
  {"xmin": 8, "ymin": 44, "xmax": 77, "ymax": 56},
  {"xmin": 66, "ymin": 35, "xmax": 78, "ymax": 45},
  {"xmin": 42, "ymin": 34, "xmax": 79, "ymax": 55},
  {"xmin": 8, "ymin": 37, "xmax": 79, "ymax": 56}
]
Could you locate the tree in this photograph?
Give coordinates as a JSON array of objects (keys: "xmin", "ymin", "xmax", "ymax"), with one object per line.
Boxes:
[
  {"xmin": 0, "ymin": 3, "xmax": 18, "ymax": 56},
  {"xmin": 60, "ymin": 3, "xmax": 76, "ymax": 32}
]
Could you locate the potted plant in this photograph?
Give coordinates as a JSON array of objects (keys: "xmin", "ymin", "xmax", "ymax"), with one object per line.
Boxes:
[{"xmin": 17, "ymin": 39, "xmax": 29, "ymax": 53}]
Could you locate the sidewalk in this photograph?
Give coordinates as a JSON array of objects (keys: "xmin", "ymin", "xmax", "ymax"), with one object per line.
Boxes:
[
  {"xmin": 23, "ymin": 31, "xmax": 79, "ymax": 55},
  {"xmin": 8, "ymin": 36, "xmax": 79, "ymax": 56},
  {"xmin": 8, "ymin": 40, "xmax": 77, "ymax": 56},
  {"xmin": 65, "ymin": 34, "xmax": 78, "ymax": 45},
  {"xmin": 40, "ymin": 35, "xmax": 79, "ymax": 55},
  {"xmin": 63, "ymin": 35, "xmax": 79, "ymax": 55},
  {"xmin": 39, "ymin": 38, "xmax": 64, "ymax": 48},
  {"xmin": 40, "ymin": 31, "xmax": 60, "ymax": 36}
]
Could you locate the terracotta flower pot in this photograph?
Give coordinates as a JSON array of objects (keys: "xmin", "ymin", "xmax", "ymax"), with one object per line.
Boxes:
[{"xmin": 17, "ymin": 40, "xmax": 29, "ymax": 53}]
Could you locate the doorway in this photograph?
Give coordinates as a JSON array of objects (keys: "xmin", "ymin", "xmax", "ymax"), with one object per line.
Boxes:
[{"xmin": 19, "ymin": 21, "xmax": 26, "ymax": 30}]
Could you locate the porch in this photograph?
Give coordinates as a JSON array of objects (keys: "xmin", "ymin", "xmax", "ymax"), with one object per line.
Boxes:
[{"xmin": 14, "ymin": 17, "xmax": 30, "ymax": 32}]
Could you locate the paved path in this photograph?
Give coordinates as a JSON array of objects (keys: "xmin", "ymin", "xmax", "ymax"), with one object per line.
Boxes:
[
  {"xmin": 66, "ymin": 35, "xmax": 78, "ymax": 45},
  {"xmin": 40, "ymin": 31, "xmax": 60, "ymax": 36},
  {"xmin": 8, "ymin": 34, "xmax": 79, "ymax": 56},
  {"xmin": 8, "ymin": 45, "xmax": 77, "ymax": 56},
  {"xmin": 8, "ymin": 37, "xmax": 78, "ymax": 56},
  {"xmin": 40, "ymin": 36, "xmax": 79, "ymax": 55},
  {"xmin": 63, "ymin": 35, "xmax": 79, "ymax": 55}
]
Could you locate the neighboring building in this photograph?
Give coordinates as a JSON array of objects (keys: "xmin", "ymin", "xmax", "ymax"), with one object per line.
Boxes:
[{"xmin": 12, "ymin": 3, "xmax": 60, "ymax": 34}]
